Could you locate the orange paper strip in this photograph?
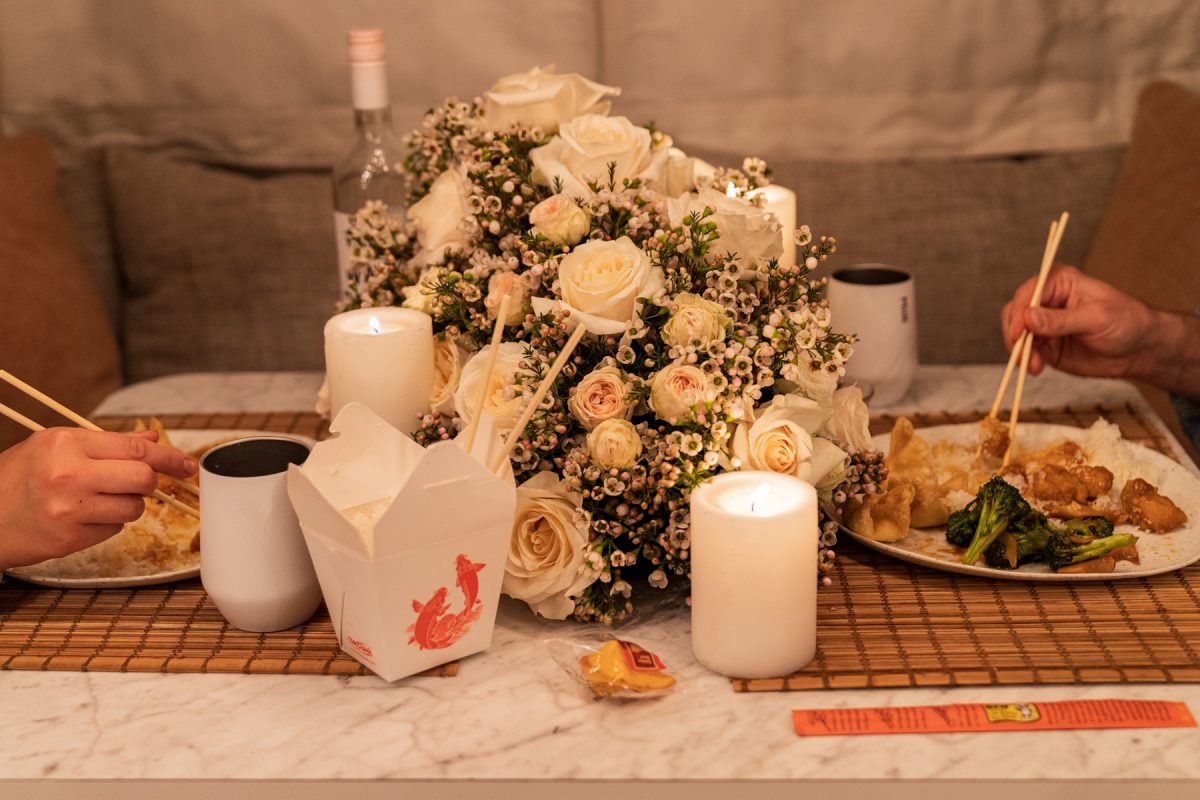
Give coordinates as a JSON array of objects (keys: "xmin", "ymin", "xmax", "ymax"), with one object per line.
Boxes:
[{"xmin": 792, "ymin": 699, "xmax": 1196, "ymax": 737}]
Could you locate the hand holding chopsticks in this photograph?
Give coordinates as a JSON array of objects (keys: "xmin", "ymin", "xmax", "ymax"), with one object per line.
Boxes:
[{"xmin": 0, "ymin": 370, "xmax": 199, "ymax": 518}]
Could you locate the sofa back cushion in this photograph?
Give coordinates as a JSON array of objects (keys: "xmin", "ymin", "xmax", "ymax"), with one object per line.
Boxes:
[
  {"xmin": 0, "ymin": 134, "xmax": 122, "ymax": 450},
  {"xmin": 106, "ymin": 147, "xmax": 337, "ymax": 381}
]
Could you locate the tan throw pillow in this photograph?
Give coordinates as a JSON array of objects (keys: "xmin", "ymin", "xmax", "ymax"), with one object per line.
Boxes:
[
  {"xmin": 0, "ymin": 135, "xmax": 122, "ymax": 452},
  {"xmin": 105, "ymin": 147, "xmax": 338, "ymax": 381},
  {"xmin": 1084, "ymin": 80, "xmax": 1200, "ymax": 465}
]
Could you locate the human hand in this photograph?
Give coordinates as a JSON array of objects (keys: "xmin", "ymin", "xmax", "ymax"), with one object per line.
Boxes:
[
  {"xmin": 0, "ymin": 428, "xmax": 197, "ymax": 570},
  {"xmin": 1000, "ymin": 264, "xmax": 1159, "ymax": 379}
]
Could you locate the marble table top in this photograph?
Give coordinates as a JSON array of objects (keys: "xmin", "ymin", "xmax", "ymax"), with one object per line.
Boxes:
[{"xmin": 6, "ymin": 366, "xmax": 1200, "ymax": 795}]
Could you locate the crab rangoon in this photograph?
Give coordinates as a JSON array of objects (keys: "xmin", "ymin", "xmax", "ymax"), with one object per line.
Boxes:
[{"xmin": 286, "ymin": 402, "xmax": 516, "ymax": 681}]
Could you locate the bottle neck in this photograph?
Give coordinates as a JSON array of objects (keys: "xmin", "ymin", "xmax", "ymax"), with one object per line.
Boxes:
[{"xmin": 354, "ymin": 108, "xmax": 393, "ymax": 141}]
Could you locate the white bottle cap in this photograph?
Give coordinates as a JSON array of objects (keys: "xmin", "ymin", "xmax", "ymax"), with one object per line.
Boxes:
[{"xmin": 347, "ymin": 29, "xmax": 388, "ymax": 110}]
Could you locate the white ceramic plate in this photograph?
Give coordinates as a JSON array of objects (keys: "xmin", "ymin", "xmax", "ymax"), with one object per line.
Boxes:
[
  {"xmin": 5, "ymin": 429, "xmax": 315, "ymax": 589},
  {"xmin": 839, "ymin": 422, "xmax": 1200, "ymax": 582}
]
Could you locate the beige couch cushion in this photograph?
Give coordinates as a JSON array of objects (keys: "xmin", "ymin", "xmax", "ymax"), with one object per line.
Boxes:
[
  {"xmin": 733, "ymin": 148, "xmax": 1124, "ymax": 364},
  {"xmin": 106, "ymin": 148, "xmax": 337, "ymax": 381},
  {"xmin": 0, "ymin": 134, "xmax": 122, "ymax": 451}
]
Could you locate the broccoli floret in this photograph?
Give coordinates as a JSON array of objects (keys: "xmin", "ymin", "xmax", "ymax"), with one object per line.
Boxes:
[
  {"xmin": 1056, "ymin": 516, "xmax": 1115, "ymax": 539},
  {"xmin": 946, "ymin": 497, "xmax": 981, "ymax": 548},
  {"xmin": 961, "ymin": 477, "xmax": 1035, "ymax": 566},
  {"xmin": 1046, "ymin": 531, "xmax": 1137, "ymax": 570},
  {"xmin": 982, "ymin": 514, "xmax": 1053, "ymax": 569}
]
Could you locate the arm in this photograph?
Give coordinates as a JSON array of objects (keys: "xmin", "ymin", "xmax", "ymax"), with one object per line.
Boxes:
[
  {"xmin": 0, "ymin": 428, "xmax": 197, "ymax": 570},
  {"xmin": 1001, "ymin": 264, "xmax": 1200, "ymax": 398}
]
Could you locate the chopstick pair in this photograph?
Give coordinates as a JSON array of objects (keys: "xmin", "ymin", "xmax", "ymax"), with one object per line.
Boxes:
[
  {"xmin": 984, "ymin": 212, "xmax": 1070, "ymax": 466},
  {"xmin": 0, "ymin": 369, "xmax": 200, "ymax": 518}
]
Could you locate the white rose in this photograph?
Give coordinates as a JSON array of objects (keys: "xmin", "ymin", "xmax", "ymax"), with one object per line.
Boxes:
[
  {"xmin": 661, "ymin": 147, "xmax": 717, "ymax": 197},
  {"xmin": 780, "ymin": 360, "xmax": 840, "ymax": 418},
  {"xmin": 401, "ymin": 266, "xmax": 448, "ymax": 314},
  {"xmin": 661, "ymin": 292, "xmax": 730, "ymax": 348},
  {"xmin": 504, "ymin": 471, "xmax": 596, "ymax": 619},
  {"xmin": 481, "ymin": 66, "xmax": 620, "ymax": 133},
  {"xmin": 587, "ymin": 419, "xmax": 642, "ymax": 470},
  {"xmin": 408, "ymin": 167, "xmax": 471, "ymax": 265},
  {"xmin": 648, "ymin": 363, "xmax": 716, "ymax": 423},
  {"xmin": 430, "ymin": 336, "xmax": 467, "ymax": 415},
  {"xmin": 731, "ymin": 394, "xmax": 847, "ymax": 484},
  {"xmin": 529, "ymin": 194, "xmax": 590, "ymax": 246},
  {"xmin": 667, "ymin": 188, "xmax": 783, "ymax": 270},
  {"xmin": 568, "ymin": 365, "xmax": 633, "ymax": 430},
  {"xmin": 555, "ymin": 236, "xmax": 664, "ymax": 335},
  {"xmin": 530, "ymin": 114, "xmax": 668, "ymax": 199},
  {"xmin": 485, "ymin": 271, "xmax": 529, "ymax": 327},
  {"xmin": 823, "ymin": 386, "xmax": 873, "ymax": 453},
  {"xmin": 453, "ymin": 342, "xmax": 527, "ymax": 431}
]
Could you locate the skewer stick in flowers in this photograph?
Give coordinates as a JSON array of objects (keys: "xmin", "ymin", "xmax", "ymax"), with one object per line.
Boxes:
[
  {"xmin": 463, "ymin": 292, "xmax": 512, "ymax": 452},
  {"xmin": 1002, "ymin": 211, "xmax": 1069, "ymax": 467},
  {"xmin": 0, "ymin": 397, "xmax": 200, "ymax": 518},
  {"xmin": 489, "ymin": 319, "xmax": 588, "ymax": 474},
  {"xmin": 1, "ymin": 368, "xmax": 200, "ymax": 499}
]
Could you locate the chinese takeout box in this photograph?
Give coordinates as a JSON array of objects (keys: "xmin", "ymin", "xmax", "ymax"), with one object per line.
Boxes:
[{"xmin": 286, "ymin": 402, "xmax": 516, "ymax": 681}]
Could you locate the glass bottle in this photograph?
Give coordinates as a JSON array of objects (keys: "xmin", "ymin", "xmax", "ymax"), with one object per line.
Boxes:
[{"xmin": 332, "ymin": 29, "xmax": 407, "ymax": 291}]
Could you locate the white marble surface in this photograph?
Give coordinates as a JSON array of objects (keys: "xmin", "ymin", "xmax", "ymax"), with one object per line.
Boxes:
[{"xmin": 6, "ymin": 365, "xmax": 1199, "ymax": 790}]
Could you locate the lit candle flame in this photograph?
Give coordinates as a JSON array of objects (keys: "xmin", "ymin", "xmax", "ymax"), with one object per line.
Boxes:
[
  {"xmin": 725, "ymin": 181, "xmax": 738, "ymax": 199},
  {"xmin": 368, "ymin": 315, "xmax": 382, "ymax": 335},
  {"xmin": 748, "ymin": 484, "xmax": 771, "ymax": 515}
]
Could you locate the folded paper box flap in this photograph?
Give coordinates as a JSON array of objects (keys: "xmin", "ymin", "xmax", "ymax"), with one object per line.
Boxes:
[
  {"xmin": 288, "ymin": 402, "xmax": 516, "ymax": 558},
  {"xmin": 373, "ymin": 437, "xmax": 515, "ymax": 556}
]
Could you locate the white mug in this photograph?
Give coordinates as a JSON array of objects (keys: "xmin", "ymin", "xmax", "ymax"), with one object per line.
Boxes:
[
  {"xmin": 200, "ymin": 437, "xmax": 323, "ymax": 632},
  {"xmin": 827, "ymin": 264, "xmax": 918, "ymax": 406}
]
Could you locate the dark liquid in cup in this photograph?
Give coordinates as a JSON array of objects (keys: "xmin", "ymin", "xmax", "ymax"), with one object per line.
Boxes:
[
  {"xmin": 202, "ymin": 438, "xmax": 310, "ymax": 478},
  {"xmin": 832, "ymin": 267, "xmax": 909, "ymax": 286}
]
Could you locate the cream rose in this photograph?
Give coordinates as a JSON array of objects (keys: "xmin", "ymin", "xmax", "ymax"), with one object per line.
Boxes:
[
  {"xmin": 453, "ymin": 342, "xmax": 528, "ymax": 431},
  {"xmin": 504, "ymin": 471, "xmax": 596, "ymax": 619},
  {"xmin": 568, "ymin": 365, "xmax": 632, "ymax": 430},
  {"xmin": 555, "ymin": 236, "xmax": 664, "ymax": 335},
  {"xmin": 823, "ymin": 386, "xmax": 873, "ymax": 453},
  {"xmin": 485, "ymin": 271, "xmax": 529, "ymax": 327},
  {"xmin": 780, "ymin": 360, "xmax": 840, "ymax": 418},
  {"xmin": 667, "ymin": 188, "xmax": 783, "ymax": 270},
  {"xmin": 401, "ymin": 266, "xmax": 448, "ymax": 314},
  {"xmin": 648, "ymin": 363, "xmax": 716, "ymax": 423},
  {"xmin": 430, "ymin": 336, "xmax": 467, "ymax": 415},
  {"xmin": 661, "ymin": 147, "xmax": 717, "ymax": 197},
  {"xmin": 731, "ymin": 394, "xmax": 848, "ymax": 484},
  {"xmin": 481, "ymin": 66, "xmax": 619, "ymax": 132},
  {"xmin": 408, "ymin": 167, "xmax": 471, "ymax": 265},
  {"xmin": 529, "ymin": 194, "xmax": 590, "ymax": 246},
  {"xmin": 587, "ymin": 419, "xmax": 642, "ymax": 470},
  {"xmin": 530, "ymin": 114, "xmax": 668, "ymax": 198},
  {"xmin": 661, "ymin": 293, "xmax": 731, "ymax": 348}
]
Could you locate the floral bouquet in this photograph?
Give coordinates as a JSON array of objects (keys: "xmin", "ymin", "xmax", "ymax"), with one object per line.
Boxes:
[{"xmin": 337, "ymin": 67, "xmax": 886, "ymax": 623}]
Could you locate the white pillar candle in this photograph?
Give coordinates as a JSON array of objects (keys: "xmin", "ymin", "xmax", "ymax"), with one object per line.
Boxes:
[
  {"xmin": 324, "ymin": 308, "xmax": 433, "ymax": 434},
  {"xmin": 749, "ymin": 185, "xmax": 797, "ymax": 269},
  {"xmin": 690, "ymin": 471, "xmax": 817, "ymax": 678}
]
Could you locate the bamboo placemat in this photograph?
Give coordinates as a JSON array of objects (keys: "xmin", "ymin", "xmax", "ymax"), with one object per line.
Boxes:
[
  {"xmin": 734, "ymin": 403, "xmax": 1200, "ymax": 691},
  {"xmin": 0, "ymin": 412, "xmax": 455, "ymax": 678}
]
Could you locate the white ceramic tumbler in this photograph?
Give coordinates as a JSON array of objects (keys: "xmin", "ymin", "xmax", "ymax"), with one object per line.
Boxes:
[
  {"xmin": 826, "ymin": 264, "xmax": 918, "ymax": 406},
  {"xmin": 200, "ymin": 437, "xmax": 322, "ymax": 632}
]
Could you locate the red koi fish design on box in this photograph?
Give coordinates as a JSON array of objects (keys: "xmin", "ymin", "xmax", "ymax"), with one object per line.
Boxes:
[{"xmin": 287, "ymin": 403, "xmax": 517, "ymax": 682}]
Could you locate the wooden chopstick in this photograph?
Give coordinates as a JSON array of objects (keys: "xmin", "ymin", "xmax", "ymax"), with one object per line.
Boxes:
[
  {"xmin": 463, "ymin": 292, "xmax": 512, "ymax": 453},
  {"xmin": 986, "ymin": 216, "xmax": 1063, "ymax": 420},
  {"xmin": 1001, "ymin": 212, "xmax": 1069, "ymax": 466},
  {"xmin": 0, "ymin": 376, "xmax": 200, "ymax": 518}
]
